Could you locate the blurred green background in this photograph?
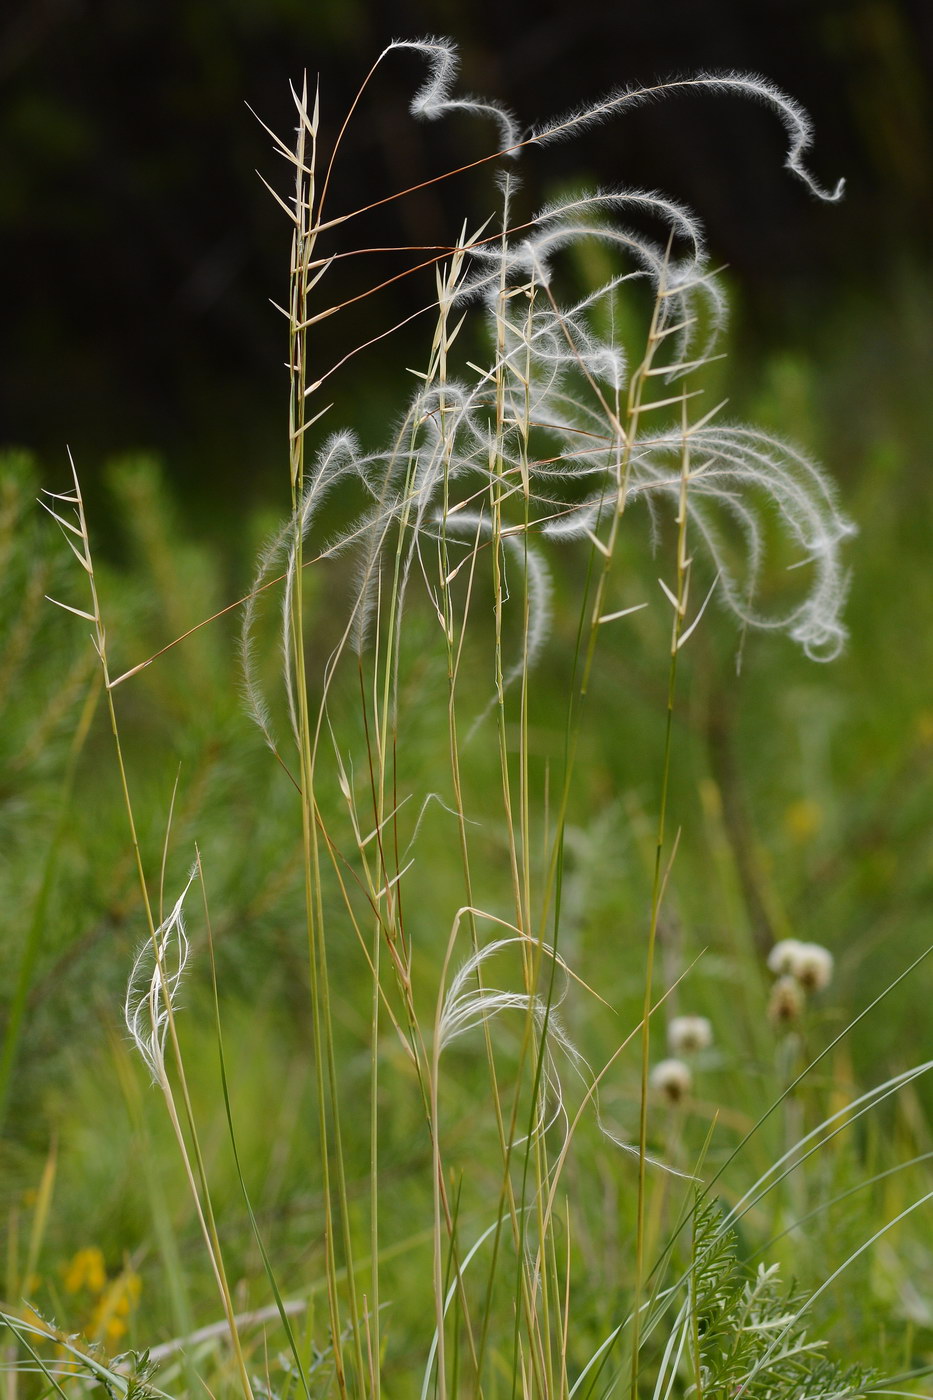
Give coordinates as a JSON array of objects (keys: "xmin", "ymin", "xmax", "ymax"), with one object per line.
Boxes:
[{"xmin": 2, "ymin": 0, "xmax": 933, "ymax": 1384}]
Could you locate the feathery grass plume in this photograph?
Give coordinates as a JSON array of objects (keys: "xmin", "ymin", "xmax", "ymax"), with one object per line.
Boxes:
[
  {"xmin": 388, "ymin": 36, "xmax": 519, "ymax": 150},
  {"xmin": 620, "ymin": 424, "xmax": 855, "ymax": 659},
  {"xmin": 240, "ymin": 431, "xmax": 362, "ymax": 754},
  {"xmin": 244, "ymin": 48, "xmax": 854, "ymax": 681},
  {"xmin": 436, "ymin": 934, "xmax": 579, "ymax": 1146},
  {"xmin": 435, "ymin": 925, "xmax": 693, "ymax": 1175},
  {"xmin": 124, "ymin": 867, "xmax": 197, "ymax": 1083},
  {"xmin": 436, "ymin": 508, "xmax": 554, "ymax": 724},
  {"xmin": 530, "ymin": 71, "xmax": 845, "ymax": 204}
]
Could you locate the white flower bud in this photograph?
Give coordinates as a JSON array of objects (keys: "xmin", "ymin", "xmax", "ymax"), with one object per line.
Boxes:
[
  {"xmin": 668, "ymin": 1015, "xmax": 713, "ymax": 1055},
  {"xmin": 767, "ymin": 938, "xmax": 833, "ymax": 992},
  {"xmin": 790, "ymin": 941, "xmax": 834, "ymax": 992},
  {"xmin": 768, "ymin": 974, "xmax": 805, "ymax": 1027},
  {"xmin": 767, "ymin": 938, "xmax": 804, "ymax": 976},
  {"xmin": 650, "ymin": 1058, "xmax": 692, "ymax": 1105}
]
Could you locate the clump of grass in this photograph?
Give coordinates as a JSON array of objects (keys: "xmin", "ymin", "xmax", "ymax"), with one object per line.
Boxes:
[{"xmin": 19, "ymin": 35, "xmax": 933, "ymax": 1400}]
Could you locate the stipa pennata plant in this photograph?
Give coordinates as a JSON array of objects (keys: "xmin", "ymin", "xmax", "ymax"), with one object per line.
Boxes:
[
  {"xmin": 37, "ymin": 35, "xmax": 915, "ymax": 1400},
  {"xmin": 243, "ymin": 38, "xmax": 853, "ymax": 708},
  {"xmin": 239, "ymin": 40, "xmax": 858, "ymax": 1399}
]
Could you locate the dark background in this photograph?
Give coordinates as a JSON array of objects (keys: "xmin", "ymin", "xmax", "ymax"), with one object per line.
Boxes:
[{"xmin": 2, "ymin": 0, "xmax": 931, "ymax": 525}]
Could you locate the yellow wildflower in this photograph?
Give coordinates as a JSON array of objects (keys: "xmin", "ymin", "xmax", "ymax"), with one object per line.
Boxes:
[
  {"xmin": 63, "ymin": 1247, "xmax": 106, "ymax": 1295},
  {"xmin": 89, "ymin": 1269, "xmax": 143, "ymax": 1349}
]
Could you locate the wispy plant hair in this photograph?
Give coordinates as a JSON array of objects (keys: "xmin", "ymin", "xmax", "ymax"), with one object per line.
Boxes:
[
  {"xmin": 386, "ymin": 36, "xmax": 520, "ymax": 150},
  {"xmin": 530, "ymin": 70, "xmax": 845, "ymax": 204},
  {"xmin": 237, "ymin": 46, "xmax": 853, "ymax": 733},
  {"xmin": 124, "ymin": 865, "xmax": 197, "ymax": 1083}
]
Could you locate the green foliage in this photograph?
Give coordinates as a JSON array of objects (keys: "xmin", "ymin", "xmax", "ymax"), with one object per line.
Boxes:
[{"xmin": 688, "ymin": 1198, "xmax": 874, "ymax": 1400}]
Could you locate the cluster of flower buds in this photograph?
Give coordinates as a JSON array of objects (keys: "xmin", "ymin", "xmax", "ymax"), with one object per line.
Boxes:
[
  {"xmin": 766, "ymin": 938, "xmax": 834, "ymax": 1026},
  {"xmin": 650, "ymin": 1015, "xmax": 715, "ymax": 1105}
]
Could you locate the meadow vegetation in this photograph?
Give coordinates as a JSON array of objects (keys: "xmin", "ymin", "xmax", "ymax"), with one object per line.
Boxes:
[{"xmin": 2, "ymin": 37, "xmax": 933, "ymax": 1400}]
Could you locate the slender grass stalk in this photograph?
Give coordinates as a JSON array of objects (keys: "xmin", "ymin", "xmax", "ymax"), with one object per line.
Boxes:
[
  {"xmin": 42, "ymin": 463, "xmax": 256, "ymax": 1400},
  {"xmin": 630, "ymin": 382, "xmax": 697, "ymax": 1400}
]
